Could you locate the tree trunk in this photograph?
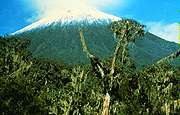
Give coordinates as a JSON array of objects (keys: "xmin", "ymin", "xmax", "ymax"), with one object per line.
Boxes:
[
  {"xmin": 102, "ymin": 93, "xmax": 110, "ymax": 115},
  {"xmin": 110, "ymin": 41, "xmax": 121, "ymax": 75},
  {"xmin": 121, "ymin": 41, "xmax": 128, "ymax": 64}
]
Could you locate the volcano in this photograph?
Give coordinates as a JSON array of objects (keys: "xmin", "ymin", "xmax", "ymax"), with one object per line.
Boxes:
[{"xmin": 11, "ymin": 9, "xmax": 179, "ymax": 67}]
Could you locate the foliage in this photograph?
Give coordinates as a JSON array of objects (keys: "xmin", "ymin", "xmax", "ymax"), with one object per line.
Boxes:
[
  {"xmin": 111, "ymin": 19, "xmax": 145, "ymax": 42},
  {"xmin": 0, "ymin": 19, "xmax": 179, "ymax": 114}
]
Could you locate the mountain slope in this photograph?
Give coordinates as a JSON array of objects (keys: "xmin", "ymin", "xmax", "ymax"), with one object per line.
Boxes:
[
  {"xmin": 11, "ymin": 10, "xmax": 179, "ymax": 67},
  {"xmin": 129, "ymin": 32, "xmax": 179, "ymax": 67}
]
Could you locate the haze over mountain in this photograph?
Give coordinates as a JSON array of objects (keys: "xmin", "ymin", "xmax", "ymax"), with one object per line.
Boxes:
[{"xmin": 11, "ymin": 9, "xmax": 179, "ymax": 67}]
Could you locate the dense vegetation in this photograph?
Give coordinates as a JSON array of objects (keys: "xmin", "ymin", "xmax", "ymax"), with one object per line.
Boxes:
[{"xmin": 0, "ymin": 19, "xmax": 180, "ymax": 115}]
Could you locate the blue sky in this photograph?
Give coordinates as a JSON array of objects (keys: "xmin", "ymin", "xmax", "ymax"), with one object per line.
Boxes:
[{"xmin": 0, "ymin": 0, "xmax": 179, "ymax": 42}]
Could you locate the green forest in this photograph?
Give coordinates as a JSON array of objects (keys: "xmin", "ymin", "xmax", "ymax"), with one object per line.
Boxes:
[{"xmin": 0, "ymin": 19, "xmax": 180, "ymax": 115}]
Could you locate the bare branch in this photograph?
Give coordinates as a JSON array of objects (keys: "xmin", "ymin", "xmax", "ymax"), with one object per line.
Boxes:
[
  {"xmin": 79, "ymin": 29, "xmax": 105, "ymax": 77},
  {"xmin": 157, "ymin": 49, "xmax": 180, "ymax": 64}
]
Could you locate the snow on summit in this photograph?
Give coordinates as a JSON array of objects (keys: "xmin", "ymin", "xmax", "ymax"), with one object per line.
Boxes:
[{"xmin": 12, "ymin": 9, "xmax": 120, "ymax": 35}]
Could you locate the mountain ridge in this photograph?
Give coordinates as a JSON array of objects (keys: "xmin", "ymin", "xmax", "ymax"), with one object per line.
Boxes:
[{"xmin": 11, "ymin": 10, "xmax": 179, "ymax": 67}]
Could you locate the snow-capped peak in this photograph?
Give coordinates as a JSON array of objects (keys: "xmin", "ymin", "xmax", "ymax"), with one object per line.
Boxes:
[{"xmin": 12, "ymin": 9, "xmax": 121, "ymax": 35}]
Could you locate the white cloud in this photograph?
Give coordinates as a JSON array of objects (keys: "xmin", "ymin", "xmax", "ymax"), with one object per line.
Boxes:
[
  {"xmin": 92, "ymin": 0, "xmax": 123, "ymax": 8},
  {"xmin": 146, "ymin": 22, "xmax": 179, "ymax": 43},
  {"xmin": 28, "ymin": 0, "xmax": 124, "ymax": 18}
]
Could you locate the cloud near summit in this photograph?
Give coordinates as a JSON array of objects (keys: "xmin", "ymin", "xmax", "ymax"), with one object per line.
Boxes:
[{"xmin": 29, "ymin": 0, "xmax": 124, "ymax": 17}]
